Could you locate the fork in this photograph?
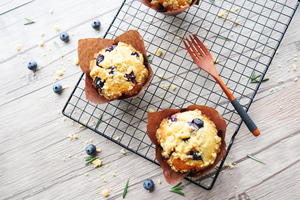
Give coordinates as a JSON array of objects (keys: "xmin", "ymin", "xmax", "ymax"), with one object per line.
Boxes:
[{"xmin": 183, "ymin": 34, "xmax": 260, "ymax": 136}]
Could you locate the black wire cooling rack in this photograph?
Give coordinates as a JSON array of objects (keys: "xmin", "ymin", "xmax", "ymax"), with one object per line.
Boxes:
[{"xmin": 63, "ymin": 0, "xmax": 299, "ymax": 190}]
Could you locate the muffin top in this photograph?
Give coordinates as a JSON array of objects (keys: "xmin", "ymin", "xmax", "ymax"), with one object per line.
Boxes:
[
  {"xmin": 150, "ymin": 0, "xmax": 192, "ymax": 11},
  {"xmin": 89, "ymin": 42, "xmax": 149, "ymax": 100},
  {"xmin": 156, "ymin": 109, "xmax": 222, "ymax": 173}
]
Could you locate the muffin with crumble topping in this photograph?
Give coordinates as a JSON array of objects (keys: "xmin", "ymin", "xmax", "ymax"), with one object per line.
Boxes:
[
  {"xmin": 89, "ymin": 42, "xmax": 149, "ymax": 100},
  {"xmin": 156, "ymin": 109, "xmax": 221, "ymax": 173},
  {"xmin": 141, "ymin": 0, "xmax": 199, "ymax": 15},
  {"xmin": 147, "ymin": 105, "xmax": 226, "ymax": 184}
]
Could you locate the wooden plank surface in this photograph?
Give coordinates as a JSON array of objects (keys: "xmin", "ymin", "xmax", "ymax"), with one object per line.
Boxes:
[{"xmin": 0, "ymin": 0, "xmax": 300, "ymax": 199}]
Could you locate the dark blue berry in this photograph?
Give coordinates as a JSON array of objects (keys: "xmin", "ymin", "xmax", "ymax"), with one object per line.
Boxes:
[
  {"xmin": 108, "ymin": 66, "xmax": 115, "ymax": 75},
  {"xmin": 143, "ymin": 179, "xmax": 155, "ymax": 192},
  {"xmin": 60, "ymin": 32, "xmax": 69, "ymax": 42},
  {"xmin": 157, "ymin": 3, "xmax": 166, "ymax": 12},
  {"xmin": 105, "ymin": 45, "xmax": 117, "ymax": 52},
  {"xmin": 131, "ymin": 52, "xmax": 139, "ymax": 57},
  {"xmin": 188, "ymin": 150, "xmax": 203, "ymax": 161},
  {"xmin": 91, "ymin": 20, "xmax": 101, "ymax": 30},
  {"xmin": 53, "ymin": 83, "xmax": 63, "ymax": 94},
  {"xmin": 125, "ymin": 71, "xmax": 137, "ymax": 84},
  {"xmin": 168, "ymin": 115, "xmax": 177, "ymax": 122},
  {"xmin": 192, "ymin": 118, "xmax": 204, "ymax": 129},
  {"xmin": 85, "ymin": 144, "xmax": 97, "ymax": 155},
  {"xmin": 94, "ymin": 77, "xmax": 105, "ymax": 89},
  {"xmin": 27, "ymin": 61, "xmax": 38, "ymax": 71},
  {"xmin": 96, "ymin": 54, "xmax": 104, "ymax": 66}
]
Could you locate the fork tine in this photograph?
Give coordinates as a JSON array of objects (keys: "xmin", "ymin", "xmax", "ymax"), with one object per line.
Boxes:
[
  {"xmin": 192, "ymin": 34, "xmax": 211, "ymax": 56},
  {"xmin": 188, "ymin": 35, "xmax": 205, "ymax": 57},
  {"xmin": 185, "ymin": 37, "xmax": 201, "ymax": 59},
  {"xmin": 183, "ymin": 40, "xmax": 200, "ymax": 62}
]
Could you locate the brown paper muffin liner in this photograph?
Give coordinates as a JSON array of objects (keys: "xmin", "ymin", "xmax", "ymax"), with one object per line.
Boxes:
[
  {"xmin": 147, "ymin": 105, "xmax": 226, "ymax": 184},
  {"xmin": 140, "ymin": 0, "xmax": 200, "ymax": 15},
  {"xmin": 78, "ymin": 30, "xmax": 153, "ymax": 104}
]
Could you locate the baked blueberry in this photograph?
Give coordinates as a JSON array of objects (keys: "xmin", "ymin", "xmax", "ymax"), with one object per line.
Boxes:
[
  {"xmin": 105, "ymin": 45, "xmax": 117, "ymax": 52},
  {"xmin": 125, "ymin": 71, "xmax": 137, "ymax": 84},
  {"xmin": 188, "ymin": 150, "xmax": 202, "ymax": 161},
  {"xmin": 53, "ymin": 83, "xmax": 63, "ymax": 94},
  {"xmin": 168, "ymin": 115, "xmax": 177, "ymax": 122},
  {"xmin": 131, "ymin": 52, "xmax": 139, "ymax": 57},
  {"xmin": 60, "ymin": 32, "xmax": 69, "ymax": 42},
  {"xmin": 94, "ymin": 77, "xmax": 105, "ymax": 89},
  {"xmin": 91, "ymin": 20, "xmax": 101, "ymax": 30},
  {"xmin": 157, "ymin": 3, "xmax": 166, "ymax": 12},
  {"xmin": 96, "ymin": 54, "xmax": 104, "ymax": 66},
  {"xmin": 143, "ymin": 179, "xmax": 155, "ymax": 192},
  {"xmin": 192, "ymin": 118, "xmax": 204, "ymax": 129},
  {"xmin": 27, "ymin": 61, "xmax": 38, "ymax": 71},
  {"xmin": 108, "ymin": 66, "xmax": 115, "ymax": 75},
  {"xmin": 85, "ymin": 144, "xmax": 97, "ymax": 155}
]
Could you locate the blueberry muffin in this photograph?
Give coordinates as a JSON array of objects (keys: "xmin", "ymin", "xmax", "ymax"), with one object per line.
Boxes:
[
  {"xmin": 149, "ymin": 0, "xmax": 193, "ymax": 11},
  {"xmin": 89, "ymin": 42, "xmax": 149, "ymax": 100},
  {"xmin": 156, "ymin": 109, "xmax": 222, "ymax": 173}
]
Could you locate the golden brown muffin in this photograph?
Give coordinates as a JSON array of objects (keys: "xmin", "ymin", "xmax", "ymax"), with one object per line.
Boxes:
[
  {"xmin": 149, "ymin": 0, "xmax": 192, "ymax": 11},
  {"xmin": 156, "ymin": 109, "xmax": 222, "ymax": 173},
  {"xmin": 89, "ymin": 42, "xmax": 149, "ymax": 100}
]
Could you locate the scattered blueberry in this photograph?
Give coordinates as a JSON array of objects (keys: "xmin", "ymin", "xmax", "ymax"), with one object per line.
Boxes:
[
  {"xmin": 96, "ymin": 54, "xmax": 104, "ymax": 66},
  {"xmin": 143, "ymin": 179, "xmax": 155, "ymax": 192},
  {"xmin": 105, "ymin": 45, "xmax": 117, "ymax": 52},
  {"xmin": 125, "ymin": 71, "xmax": 137, "ymax": 84},
  {"xmin": 85, "ymin": 144, "xmax": 97, "ymax": 155},
  {"xmin": 131, "ymin": 52, "xmax": 139, "ymax": 57},
  {"xmin": 60, "ymin": 32, "xmax": 69, "ymax": 42},
  {"xmin": 94, "ymin": 77, "xmax": 105, "ymax": 89},
  {"xmin": 188, "ymin": 150, "xmax": 203, "ymax": 161},
  {"xmin": 91, "ymin": 20, "xmax": 101, "ymax": 30},
  {"xmin": 53, "ymin": 83, "xmax": 63, "ymax": 94},
  {"xmin": 168, "ymin": 115, "xmax": 177, "ymax": 122},
  {"xmin": 27, "ymin": 61, "xmax": 38, "ymax": 71},
  {"xmin": 192, "ymin": 118, "xmax": 204, "ymax": 129}
]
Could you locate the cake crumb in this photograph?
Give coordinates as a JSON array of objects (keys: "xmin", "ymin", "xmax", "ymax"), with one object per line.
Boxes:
[
  {"xmin": 79, "ymin": 125, "xmax": 85, "ymax": 129},
  {"xmin": 294, "ymin": 77, "xmax": 298, "ymax": 82},
  {"xmin": 57, "ymin": 70, "xmax": 64, "ymax": 76},
  {"xmin": 156, "ymin": 49, "xmax": 163, "ymax": 57},
  {"xmin": 171, "ymin": 85, "xmax": 177, "ymax": 91},
  {"xmin": 63, "ymin": 85, "xmax": 69, "ymax": 90},
  {"xmin": 68, "ymin": 134, "xmax": 79, "ymax": 140},
  {"xmin": 218, "ymin": 10, "xmax": 228, "ymax": 18},
  {"xmin": 96, "ymin": 148, "xmax": 102, "ymax": 153},
  {"xmin": 162, "ymin": 83, "xmax": 169, "ymax": 90},
  {"xmin": 148, "ymin": 108, "xmax": 156, "ymax": 113},
  {"xmin": 54, "ymin": 25, "xmax": 61, "ymax": 32},
  {"xmin": 114, "ymin": 136, "xmax": 120, "ymax": 141},
  {"xmin": 224, "ymin": 162, "xmax": 236, "ymax": 169},
  {"xmin": 92, "ymin": 159, "xmax": 102, "ymax": 168},
  {"xmin": 157, "ymin": 179, "xmax": 162, "ymax": 184},
  {"xmin": 102, "ymin": 189, "xmax": 110, "ymax": 197},
  {"xmin": 102, "ymin": 177, "xmax": 107, "ymax": 183},
  {"xmin": 231, "ymin": 7, "xmax": 240, "ymax": 12},
  {"xmin": 276, "ymin": 51, "xmax": 279, "ymax": 55},
  {"xmin": 234, "ymin": 20, "xmax": 241, "ymax": 26},
  {"xmin": 213, "ymin": 57, "xmax": 219, "ymax": 64},
  {"xmin": 158, "ymin": 74, "xmax": 164, "ymax": 79},
  {"xmin": 291, "ymin": 64, "xmax": 298, "ymax": 71},
  {"xmin": 112, "ymin": 173, "xmax": 117, "ymax": 177},
  {"xmin": 84, "ymin": 173, "xmax": 89, "ymax": 176},
  {"xmin": 175, "ymin": 36, "xmax": 181, "ymax": 40},
  {"xmin": 49, "ymin": 9, "xmax": 54, "ymax": 14},
  {"xmin": 234, "ymin": 185, "xmax": 238, "ymax": 189},
  {"xmin": 40, "ymin": 33, "xmax": 45, "ymax": 37},
  {"xmin": 73, "ymin": 58, "xmax": 79, "ymax": 65},
  {"xmin": 38, "ymin": 41, "xmax": 45, "ymax": 47},
  {"xmin": 16, "ymin": 45, "xmax": 22, "ymax": 52},
  {"xmin": 120, "ymin": 148, "xmax": 126, "ymax": 154}
]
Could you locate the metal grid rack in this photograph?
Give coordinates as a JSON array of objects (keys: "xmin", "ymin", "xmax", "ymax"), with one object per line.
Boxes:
[{"xmin": 63, "ymin": 0, "xmax": 299, "ymax": 190}]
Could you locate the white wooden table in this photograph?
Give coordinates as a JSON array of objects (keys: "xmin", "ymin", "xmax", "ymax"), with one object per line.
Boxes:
[{"xmin": 1, "ymin": 0, "xmax": 300, "ymax": 199}]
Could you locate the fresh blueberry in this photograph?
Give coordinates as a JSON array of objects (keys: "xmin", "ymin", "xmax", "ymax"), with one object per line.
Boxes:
[
  {"xmin": 125, "ymin": 71, "xmax": 137, "ymax": 84},
  {"xmin": 168, "ymin": 115, "xmax": 177, "ymax": 122},
  {"xmin": 131, "ymin": 52, "xmax": 139, "ymax": 57},
  {"xmin": 143, "ymin": 179, "xmax": 155, "ymax": 192},
  {"xmin": 60, "ymin": 32, "xmax": 69, "ymax": 42},
  {"xmin": 53, "ymin": 83, "xmax": 63, "ymax": 94},
  {"xmin": 192, "ymin": 118, "xmax": 204, "ymax": 129},
  {"xmin": 85, "ymin": 144, "xmax": 97, "ymax": 155},
  {"xmin": 94, "ymin": 77, "xmax": 105, "ymax": 89},
  {"xmin": 188, "ymin": 150, "xmax": 203, "ymax": 161},
  {"xmin": 91, "ymin": 20, "xmax": 101, "ymax": 30},
  {"xmin": 96, "ymin": 54, "xmax": 104, "ymax": 66},
  {"xmin": 105, "ymin": 45, "xmax": 117, "ymax": 52},
  {"xmin": 27, "ymin": 61, "xmax": 38, "ymax": 71}
]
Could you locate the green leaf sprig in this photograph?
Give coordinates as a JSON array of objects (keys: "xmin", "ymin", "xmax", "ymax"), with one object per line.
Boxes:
[
  {"xmin": 250, "ymin": 72, "xmax": 269, "ymax": 83},
  {"xmin": 169, "ymin": 182, "xmax": 184, "ymax": 196},
  {"xmin": 85, "ymin": 155, "xmax": 97, "ymax": 165},
  {"xmin": 122, "ymin": 178, "xmax": 129, "ymax": 199},
  {"xmin": 212, "ymin": 34, "xmax": 231, "ymax": 41},
  {"xmin": 95, "ymin": 114, "xmax": 103, "ymax": 130},
  {"xmin": 24, "ymin": 18, "xmax": 35, "ymax": 25},
  {"xmin": 247, "ymin": 154, "xmax": 265, "ymax": 164}
]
